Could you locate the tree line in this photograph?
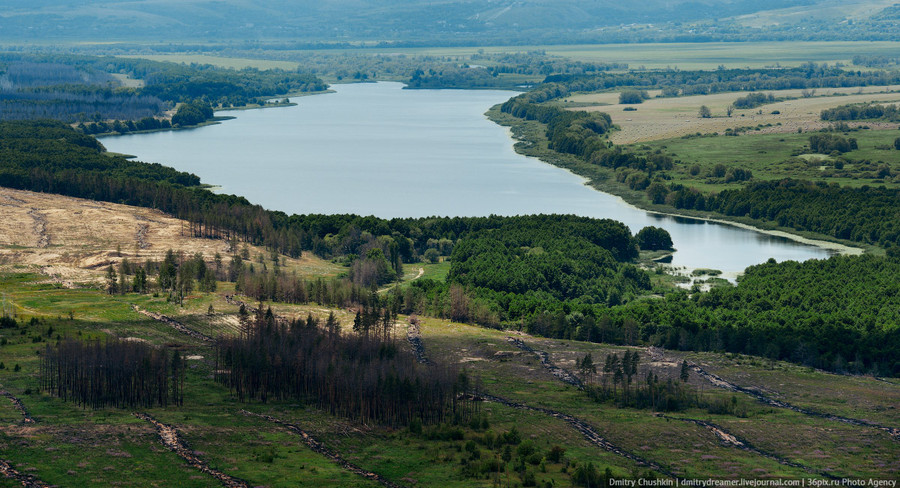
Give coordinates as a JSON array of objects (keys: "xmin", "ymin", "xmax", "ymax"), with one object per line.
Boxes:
[
  {"xmin": 215, "ymin": 307, "xmax": 476, "ymax": 427},
  {"xmin": 542, "ymin": 63, "xmax": 900, "ymax": 97},
  {"xmin": 40, "ymin": 337, "xmax": 185, "ymax": 409},
  {"xmin": 0, "ymin": 52, "xmax": 327, "ymax": 124},
  {"xmin": 821, "ymin": 102, "xmax": 900, "ymax": 122}
]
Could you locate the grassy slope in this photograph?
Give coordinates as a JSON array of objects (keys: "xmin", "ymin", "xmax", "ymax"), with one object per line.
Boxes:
[{"xmin": 1, "ymin": 273, "xmax": 898, "ymax": 485}]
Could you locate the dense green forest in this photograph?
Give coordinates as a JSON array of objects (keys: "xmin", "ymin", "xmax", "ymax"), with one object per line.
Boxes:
[{"xmin": 3, "ymin": 120, "xmax": 899, "ymax": 377}]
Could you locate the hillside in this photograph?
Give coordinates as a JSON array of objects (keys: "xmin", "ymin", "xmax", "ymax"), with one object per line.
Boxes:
[{"xmin": 0, "ymin": 0, "xmax": 880, "ymax": 43}]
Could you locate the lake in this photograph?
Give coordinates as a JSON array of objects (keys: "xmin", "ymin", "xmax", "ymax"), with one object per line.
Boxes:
[{"xmin": 100, "ymin": 82, "xmax": 833, "ymax": 277}]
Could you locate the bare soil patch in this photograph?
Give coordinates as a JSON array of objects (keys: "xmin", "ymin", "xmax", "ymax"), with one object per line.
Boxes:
[{"xmin": 0, "ymin": 187, "xmax": 339, "ymax": 284}]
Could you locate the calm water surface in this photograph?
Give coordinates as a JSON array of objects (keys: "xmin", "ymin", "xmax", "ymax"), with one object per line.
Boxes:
[{"xmin": 100, "ymin": 82, "xmax": 832, "ymax": 276}]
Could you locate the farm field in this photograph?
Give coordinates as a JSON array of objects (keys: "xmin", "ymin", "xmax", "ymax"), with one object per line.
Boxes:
[{"xmin": 565, "ymin": 85, "xmax": 900, "ymax": 144}]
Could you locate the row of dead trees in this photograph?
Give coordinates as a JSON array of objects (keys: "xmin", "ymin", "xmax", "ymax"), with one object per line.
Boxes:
[
  {"xmin": 217, "ymin": 308, "xmax": 477, "ymax": 428},
  {"xmin": 39, "ymin": 338, "xmax": 185, "ymax": 409}
]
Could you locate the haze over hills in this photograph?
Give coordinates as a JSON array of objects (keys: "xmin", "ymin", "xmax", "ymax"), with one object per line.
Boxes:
[{"xmin": 1, "ymin": 0, "xmax": 897, "ymax": 44}]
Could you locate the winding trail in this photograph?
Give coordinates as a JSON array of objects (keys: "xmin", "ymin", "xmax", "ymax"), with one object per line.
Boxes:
[
  {"xmin": 481, "ymin": 393, "xmax": 676, "ymax": 478},
  {"xmin": 0, "ymin": 459, "xmax": 51, "ymax": 488},
  {"xmin": 506, "ymin": 337, "xmax": 583, "ymax": 389},
  {"xmin": 133, "ymin": 412, "xmax": 249, "ymax": 488},
  {"xmin": 132, "ymin": 305, "xmax": 214, "ymax": 343},
  {"xmin": 656, "ymin": 414, "xmax": 840, "ymax": 479},
  {"xmin": 0, "ymin": 387, "xmax": 35, "ymax": 424},
  {"xmin": 240, "ymin": 410, "xmax": 406, "ymax": 488}
]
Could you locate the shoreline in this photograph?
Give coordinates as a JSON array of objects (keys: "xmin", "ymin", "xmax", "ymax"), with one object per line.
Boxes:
[{"xmin": 489, "ymin": 107, "xmax": 866, "ymax": 259}]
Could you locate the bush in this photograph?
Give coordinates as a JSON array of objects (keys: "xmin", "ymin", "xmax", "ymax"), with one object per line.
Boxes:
[
  {"xmin": 733, "ymin": 92, "xmax": 775, "ymax": 109},
  {"xmin": 809, "ymin": 134, "xmax": 857, "ymax": 154},
  {"xmin": 423, "ymin": 248, "xmax": 440, "ymax": 264},
  {"xmin": 636, "ymin": 226, "xmax": 673, "ymax": 251},
  {"xmin": 619, "ymin": 90, "xmax": 647, "ymax": 104}
]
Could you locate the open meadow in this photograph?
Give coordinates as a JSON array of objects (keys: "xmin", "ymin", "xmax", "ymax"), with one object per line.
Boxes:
[{"xmin": 565, "ymin": 85, "xmax": 900, "ymax": 144}]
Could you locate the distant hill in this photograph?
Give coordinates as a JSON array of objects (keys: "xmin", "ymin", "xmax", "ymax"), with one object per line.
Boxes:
[{"xmin": 0, "ymin": 0, "xmax": 895, "ymax": 44}]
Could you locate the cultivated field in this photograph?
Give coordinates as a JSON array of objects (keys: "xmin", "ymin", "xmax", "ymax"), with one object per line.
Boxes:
[
  {"xmin": 565, "ymin": 85, "xmax": 900, "ymax": 144},
  {"xmin": 130, "ymin": 54, "xmax": 301, "ymax": 71}
]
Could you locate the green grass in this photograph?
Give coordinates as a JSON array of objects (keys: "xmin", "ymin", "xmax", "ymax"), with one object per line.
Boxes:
[
  {"xmin": 419, "ymin": 260, "xmax": 450, "ymax": 282},
  {"xmin": 631, "ymin": 128, "xmax": 900, "ymax": 191},
  {"xmin": 1, "ymin": 275, "xmax": 898, "ymax": 485},
  {"xmin": 124, "ymin": 54, "xmax": 300, "ymax": 71},
  {"xmin": 298, "ymin": 41, "xmax": 900, "ymax": 70}
]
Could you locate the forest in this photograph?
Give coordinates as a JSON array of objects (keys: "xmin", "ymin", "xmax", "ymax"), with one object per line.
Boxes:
[
  {"xmin": 214, "ymin": 307, "xmax": 474, "ymax": 427},
  {"xmin": 0, "ymin": 53, "xmax": 326, "ymax": 124},
  {"xmin": 2, "ymin": 112, "xmax": 899, "ymax": 383},
  {"xmin": 39, "ymin": 337, "xmax": 186, "ymax": 409},
  {"xmin": 0, "ymin": 106, "xmax": 900, "ymax": 384}
]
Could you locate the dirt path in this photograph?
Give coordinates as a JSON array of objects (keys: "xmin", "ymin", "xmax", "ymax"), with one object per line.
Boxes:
[
  {"xmin": 0, "ymin": 459, "xmax": 51, "ymax": 488},
  {"xmin": 406, "ymin": 317, "xmax": 429, "ymax": 364},
  {"xmin": 481, "ymin": 393, "xmax": 676, "ymax": 478},
  {"xmin": 656, "ymin": 414, "xmax": 840, "ymax": 479},
  {"xmin": 240, "ymin": 410, "xmax": 406, "ymax": 488},
  {"xmin": 377, "ymin": 267, "xmax": 424, "ymax": 294},
  {"xmin": 506, "ymin": 337, "xmax": 584, "ymax": 389},
  {"xmin": 132, "ymin": 305, "xmax": 214, "ymax": 343},
  {"xmin": 133, "ymin": 412, "xmax": 249, "ymax": 488},
  {"xmin": 0, "ymin": 388, "xmax": 35, "ymax": 424}
]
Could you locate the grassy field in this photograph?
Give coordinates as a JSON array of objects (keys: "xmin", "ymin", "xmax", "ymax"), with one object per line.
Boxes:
[
  {"xmin": 129, "ymin": 54, "xmax": 301, "ymax": 71},
  {"xmin": 121, "ymin": 41, "xmax": 900, "ymax": 74},
  {"xmin": 564, "ymin": 85, "xmax": 900, "ymax": 144},
  {"xmin": 0, "ymin": 272, "xmax": 898, "ymax": 485},
  {"xmin": 629, "ymin": 127, "xmax": 900, "ymax": 191},
  {"xmin": 299, "ymin": 41, "xmax": 900, "ymax": 70}
]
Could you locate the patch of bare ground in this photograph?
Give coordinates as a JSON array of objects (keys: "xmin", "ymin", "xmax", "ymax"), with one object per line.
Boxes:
[
  {"xmin": 568, "ymin": 85, "xmax": 900, "ymax": 144},
  {"xmin": 0, "ymin": 187, "xmax": 339, "ymax": 284}
]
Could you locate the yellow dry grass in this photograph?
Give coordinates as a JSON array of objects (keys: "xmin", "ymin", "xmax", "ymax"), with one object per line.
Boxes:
[
  {"xmin": 567, "ymin": 85, "xmax": 900, "ymax": 144},
  {"xmin": 0, "ymin": 187, "xmax": 341, "ymax": 286}
]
